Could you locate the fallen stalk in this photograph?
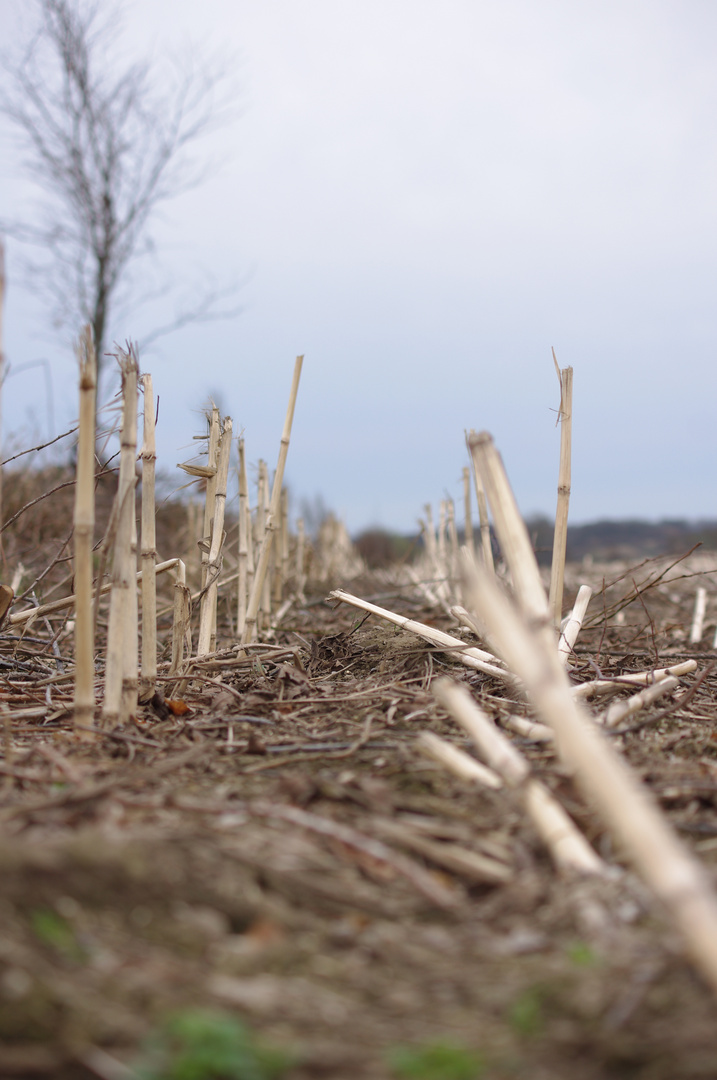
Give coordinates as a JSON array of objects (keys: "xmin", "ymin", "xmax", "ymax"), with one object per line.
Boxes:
[
  {"xmin": 246, "ymin": 800, "xmax": 460, "ymax": 910},
  {"xmin": 433, "ymin": 678, "xmax": 607, "ymax": 876},
  {"xmin": 9, "ymin": 559, "xmax": 182, "ymax": 626},
  {"xmin": 328, "ymin": 588, "xmax": 517, "ymax": 684},
  {"xmin": 465, "ymin": 534, "xmax": 717, "ymax": 996}
]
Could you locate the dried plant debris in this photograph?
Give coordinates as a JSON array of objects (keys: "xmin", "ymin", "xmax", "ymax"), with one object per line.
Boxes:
[
  {"xmin": 0, "ymin": 551, "xmax": 717, "ymax": 1079},
  {"xmin": 4, "ymin": 389, "xmax": 717, "ymax": 1080}
]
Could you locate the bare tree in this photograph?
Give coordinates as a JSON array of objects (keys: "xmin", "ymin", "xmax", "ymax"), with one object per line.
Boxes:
[{"xmin": 0, "ymin": 0, "xmax": 240, "ymax": 396}]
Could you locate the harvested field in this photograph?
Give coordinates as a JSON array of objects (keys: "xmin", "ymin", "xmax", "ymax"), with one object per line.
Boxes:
[
  {"xmin": 1, "ymin": 535, "xmax": 717, "ymax": 1078},
  {"xmin": 2, "ymin": 348, "xmax": 717, "ymax": 1079}
]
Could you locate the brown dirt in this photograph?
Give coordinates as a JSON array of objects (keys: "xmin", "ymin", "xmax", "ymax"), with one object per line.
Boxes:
[{"xmin": 2, "ymin": 538, "xmax": 717, "ymax": 1078}]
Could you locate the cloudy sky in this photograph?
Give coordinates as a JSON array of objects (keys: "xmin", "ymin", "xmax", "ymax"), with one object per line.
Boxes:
[{"xmin": 1, "ymin": 0, "xmax": 716, "ymax": 533}]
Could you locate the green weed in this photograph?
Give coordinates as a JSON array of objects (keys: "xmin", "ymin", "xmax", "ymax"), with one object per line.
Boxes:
[
  {"xmin": 136, "ymin": 1009, "xmax": 292, "ymax": 1080},
  {"xmin": 388, "ymin": 1039, "xmax": 484, "ymax": 1080},
  {"xmin": 30, "ymin": 908, "xmax": 84, "ymax": 961},
  {"xmin": 566, "ymin": 941, "xmax": 597, "ymax": 968},
  {"xmin": 508, "ymin": 987, "xmax": 544, "ymax": 1037}
]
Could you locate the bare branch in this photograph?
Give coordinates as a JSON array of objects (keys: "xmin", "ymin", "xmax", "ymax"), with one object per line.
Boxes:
[{"xmin": 0, "ymin": 0, "xmax": 242, "ymax": 402}]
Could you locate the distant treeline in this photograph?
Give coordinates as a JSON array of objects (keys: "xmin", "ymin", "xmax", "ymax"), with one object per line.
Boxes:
[{"xmin": 354, "ymin": 519, "xmax": 717, "ymax": 568}]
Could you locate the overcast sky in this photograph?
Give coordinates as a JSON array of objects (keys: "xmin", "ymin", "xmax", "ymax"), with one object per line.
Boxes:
[{"xmin": 1, "ymin": 0, "xmax": 716, "ymax": 533}]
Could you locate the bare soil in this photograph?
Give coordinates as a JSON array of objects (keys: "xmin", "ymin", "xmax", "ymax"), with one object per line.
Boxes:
[{"xmin": 2, "ymin": 545, "xmax": 717, "ymax": 1079}]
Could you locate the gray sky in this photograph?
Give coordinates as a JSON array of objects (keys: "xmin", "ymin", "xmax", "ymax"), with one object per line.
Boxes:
[{"xmin": 2, "ymin": 0, "xmax": 716, "ymax": 532}]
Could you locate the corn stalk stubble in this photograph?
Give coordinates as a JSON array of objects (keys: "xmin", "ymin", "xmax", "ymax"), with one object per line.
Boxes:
[
  {"xmin": 72, "ymin": 326, "xmax": 97, "ymax": 731},
  {"xmin": 242, "ymin": 356, "xmax": 303, "ymax": 645},
  {"xmin": 460, "ymin": 439, "xmax": 717, "ymax": 995},
  {"xmin": 139, "ymin": 374, "xmax": 157, "ymax": 700},
  {"xmin": 101, "ymin": 347, "xmax": 138, "ymax": 729},
  {"xmin": 548, "ymin": 358, "xmax": 573, "ymax": 629}
]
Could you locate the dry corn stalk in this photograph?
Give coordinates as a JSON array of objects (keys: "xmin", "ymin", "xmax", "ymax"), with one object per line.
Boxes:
[
  {"xmin": 124, "ymin": 502, "xmax": 139, "ymax": 720},
  {"xmin": 557, "ymin": 584, "xmax": 592, "ymax": 664},
  {"xmin": 433, "ymin": 678, "xmax": 606, "ymax": 875},
  {"xmin": 690, "ymin": 586, "xmax": 707, "ymax": 644},
  {"xmin": 420, "ymin": 503, "xmax": 450, "ymax": 607},
  {"xmin": 467, "ymin": 429, "xmax": 494, "ymax": 571},
  {"xmin": 259, "ymin": 461, "xmax": 272, "ymax": 624},
  {"xmin": 73, "ymin": 326, "xmax": 96, "ymax": 730},
  {"xmin": 572, "ymin": 660, "xmax": 697, "ymax": 699},
  {"xmin": 465, "ymin": 559, "xmax": 717, "ymax": 997},
  {"xmin": 446, "ymin": 498, "xmax": 459, "ymax": 598},
  {"xmin": 416, "ymin": 730, "xmax": 503, "ymax": 789},
  {"xmin": 101, "ymin": 346, "xmax": 139, "ymax": 728},
  {"xmin": 468, "ymin": 431, "xmax": 549, "ymax": 635},
  {"xmin": 329, "ymin": 588, "xmax": 516, "ymax": 683},
  {"xmin": 139, "ymin": 374, "xmax": 157, "ymax": 700},
  {"xmin": 548, "ymin": 356, "xmax": 573, "ymax": 628},
  {"xmin": 280, "ymin": 486, "xmax": 290, "ymax": 598},
  {"xmin": 237, "ymin": 437, "xmax": 249, "ymax": 637},
  {"xmin": 0, "ymin": 239, "xmax": 5, "ymax": 547},
  {"xmin": 462, "ymin": 433, "xmax": 717, "ymax": 990},
  {"xmin": 185, "ymin": 500, "xmax": 201, "ymax": 591},
  {"xmin": 462, "ymin": 466, "xmax": 474, "ymax": 556},
  {"xmin": 169, "ymin": 560, "xmax": 191, "ymax": 675},
  {"xmin": 596, "ymin": 676, "xmax": 679, "ymax": 729},
  {"xmin": 10, "ymin": 558, "xmax": 181, "ymax": 627},
  {"xmin": 201, "ymin": 407, "xmax": 221, "ymax": 590},
  {"xmin": 242, "ymin": 356, "xmax": 303, "ymax": 644},
  {"xmin": 295, "ymin": 517, "xmax": 306, "ymax": 603},
  {"xmin": 197, "ymin": 417, "xmax": 232, "ymax": 656}
]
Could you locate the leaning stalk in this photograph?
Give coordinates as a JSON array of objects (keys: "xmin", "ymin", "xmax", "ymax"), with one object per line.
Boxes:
[{"xmin": 242, "ymin": 356, "xmax": 303, "ymax": 644}]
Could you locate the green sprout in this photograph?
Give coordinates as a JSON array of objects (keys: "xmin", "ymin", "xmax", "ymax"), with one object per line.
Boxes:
[
  {"xmin": 136, "ymin": 1009, "xmax": 292, "ymax": 1080},
  {"xmin": 388, "ymin": 1039, "xmax": 484, "ymax": 1080}
]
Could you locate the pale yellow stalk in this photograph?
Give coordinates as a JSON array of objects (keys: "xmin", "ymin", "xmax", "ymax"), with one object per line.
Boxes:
[
  {"xmin": 201, "ymin": 407, "xmax": 221, "ymax": 590},
  {"xmin": 557, "ymin": 584, "xmax": 592, "ymax": 665},
  {"xmin": 422, "ymin": 504, "xmax": 438, "ymax": 564},
  {"xmin": 123, "ymin": 499, "xmax": 139, "ymax": 720},
  {"xmin": 253, "ymin": 460, "xmax": 267, "ymax": 632},
  {"xmin": 465, "ymin": 557, "xmax": 717, "ymax": 998},
  {"xmin": 417, "ymin": 730, "xmax": 503, "ymax": 789},
  {"xmin": 596, "ymin": 676, "xmax": 679, "ymax": 729},
  {"xmin": 10, "ymin": 558, "xmax": 180, "ymax": 626},
  {"xmin": 279, "ymin": 486, "xmax": 290, "ymax": 602},
  {"xmin": 437, "ymin": 500, "xmax": 447, "ymax": 572},
  {"xmin": 462, "ymin": 466, "xmax": 474, "ymax": 555},
  {"xmin": 245, "ymin": 496, "xmax": 255, "ymax": 611},
  {"xmin": 169, "ymin": 560, "xmax": 191, "ymax": 675},
  {"xmin": 433, "ymin": 678, "xmax": 605, "ymax": 875},
  {"xmin": 468, "ymin": 431, "xmax": 549, "ymax": 634},
  {"xmin": 329, "ymin": 588, "xmax": 516, "ymax": 683},
  {"xmin": 466, "ymin": 430, "xmax": 494, "ymax": 571},
  {"xmin": 237, "ymin": 437, "xmax": 248, "ymax": 637},
  {"xmin": 197, "ymin": 417, "xmax": 233, "ymax": 656},
  {"xmin": 690, "ymin": 586, "xmax": 707, "ymax": 644},
  {"xmin": 572, "ymin": 660, "xmax": 697, "ymax": 698},
  {"xmin": 73, "ymin": 326, "xmax": 97, "ymax": 731},
  {"xmin": 295, "ymin": 517, "xmax": 306, "ymax": 602},
  {"xmin": 242, "ymin": 356, "xmax": 304, "ymax": 644},
  {"xmin": 186, "ymin": 500, "xmax": 201, "ymax": 591},
  {"xmin": 139, "ymin": 374, "xmax": 157, "ymax": 700},
  {"xmin": 260, "ymin": 462, "xmax": 272, "ymax": 623},
  {"xmin": 0, "ymin": 239, "xmax": 5, "ymax": 550},
  {"xmin": 548, "ymin": 358, "xmax": 573, "ymax": 628},
  {"xmin": 446, "ymin": 498, "xmax": 459, "ymax": 594},
  {"xmin": 101, "ymin": 347, "xmax": 138, "ymax": 728}
]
